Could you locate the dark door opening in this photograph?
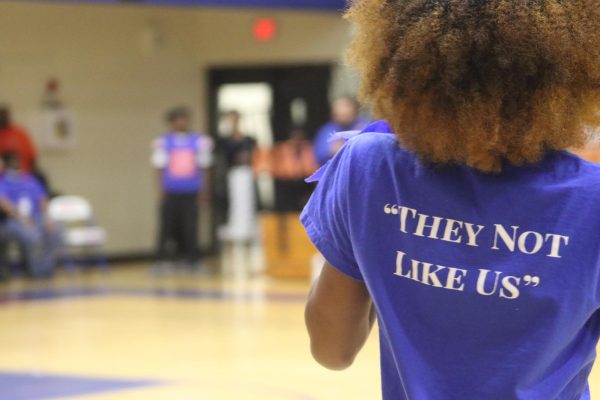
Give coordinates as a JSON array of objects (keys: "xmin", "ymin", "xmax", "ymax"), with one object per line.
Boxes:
[
  {"xmin": 208, "ymin": 64, "xmax": 332, "ymax": 143},
  {"xmin": 205, "ymin": 63, "xmax": 332, "ymax": 253}
]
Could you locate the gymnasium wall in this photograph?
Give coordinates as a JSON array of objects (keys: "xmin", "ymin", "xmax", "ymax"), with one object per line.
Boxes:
[{"xmin": 0, "ymin": 1, "xmax": 352, "ymax": 254}]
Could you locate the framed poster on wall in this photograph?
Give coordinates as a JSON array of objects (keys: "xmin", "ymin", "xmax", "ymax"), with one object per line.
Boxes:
[{"xmin": 37, "ymin": 108, "xmax": 76, "ymax": 151}]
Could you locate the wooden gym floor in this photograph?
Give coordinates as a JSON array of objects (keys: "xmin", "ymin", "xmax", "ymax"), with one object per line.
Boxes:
[{"xmin": 0, "ymin": 261, "xmax": 599, "ymax": 400}]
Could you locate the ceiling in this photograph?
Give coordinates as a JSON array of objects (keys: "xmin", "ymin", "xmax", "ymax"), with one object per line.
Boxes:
[{"xmin": 37, "ymin": 0, "xmax": 347, "ymax": 11}]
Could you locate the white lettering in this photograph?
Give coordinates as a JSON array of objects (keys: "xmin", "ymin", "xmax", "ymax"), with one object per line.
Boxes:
[
  {"xmin": 518, "ymin": 231, "xmax": 544, "ymax": 255},
  {"xmin": 442, "ymin": 219, "xmax": 463, "ymax": 243},
  {"xmin": 398, "ymin": 207, "xmax": 417, "ymax": 233},
  {"xmin": 545, "ymin": 234, "xmax": 570, "ymax": 258},
  {"xmin": 415, "ymin": 214, "xmax": 443, "ymax": 240},
  {"xmin": 445, "ymin": 267, "xmax": 467, "ymax": 291},
  {"xmin": 492, "ymin": 225, "xmax": 519, "ymax": 252}
]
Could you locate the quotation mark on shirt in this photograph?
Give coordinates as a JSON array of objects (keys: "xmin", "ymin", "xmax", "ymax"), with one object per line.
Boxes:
[
  {"xmin": 523, "ymin": 275, "xmax": 540, "ymax": 287},
  {"xmin": 384, "ymin": 204, "xmax": 399, "ymax": 215}
]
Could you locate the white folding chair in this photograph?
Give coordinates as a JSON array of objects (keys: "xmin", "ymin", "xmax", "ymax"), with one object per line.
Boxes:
[{"xmin": 48, "ymin": 196, "xmax": 108, "ymax": 270}]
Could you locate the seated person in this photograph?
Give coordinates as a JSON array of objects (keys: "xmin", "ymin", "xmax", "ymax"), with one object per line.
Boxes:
[
  {"xmin": 0, "ymin": 209, "xmax": 7, "ymax": 280},
  {"xmin": 0, "ymin": 152, "xmax": 61, "ymax": 278}
]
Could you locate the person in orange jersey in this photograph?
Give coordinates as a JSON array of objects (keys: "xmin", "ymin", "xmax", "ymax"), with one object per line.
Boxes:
[{"xmin": 271, "ymin": 127, "xmax": 318, "ymax": 252}]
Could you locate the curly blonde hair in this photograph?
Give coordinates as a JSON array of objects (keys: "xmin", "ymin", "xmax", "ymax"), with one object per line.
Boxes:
[{"xmin": 346, "ymin": 0, "xmax": 600, "ymax": 172}]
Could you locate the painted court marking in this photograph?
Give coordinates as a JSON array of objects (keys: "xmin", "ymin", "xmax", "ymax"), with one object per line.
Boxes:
[
  {"xmin": 0, "ymin": 371, "xmax": 162, "ymax": 400},
  {"xmin": 0, "ymin": 286, "xmax": 306, "ymax": 304}
]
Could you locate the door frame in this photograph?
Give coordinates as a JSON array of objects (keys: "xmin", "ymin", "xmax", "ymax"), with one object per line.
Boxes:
[{"xmin": 204, "ymin": 63, "xmax": 333, "ymax": 255}]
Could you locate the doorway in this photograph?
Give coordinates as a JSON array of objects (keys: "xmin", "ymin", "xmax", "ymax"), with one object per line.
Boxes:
[
  {"xmin": 208, "ymin": 64, "xmax": 332, "ymax": 143},
  {"xmin": 206, "ymin": 64, "xmax": 332, "ymax": 252}
]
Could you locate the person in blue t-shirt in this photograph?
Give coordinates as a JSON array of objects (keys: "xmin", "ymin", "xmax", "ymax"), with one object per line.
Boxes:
[
  {"xmin": 313, "ymin": 96, "xmax": 368, "ymax": 166},
  {"xmin": 151, "ymin": 106, "xmax": 213, "ymax": 273},
  {"xmin": 302, "ymin": 2, "xmax": 600, "ymax": 400},
  {"xmin": 0, "ymin": 152, "xmax": 61, "ymax": 278}
]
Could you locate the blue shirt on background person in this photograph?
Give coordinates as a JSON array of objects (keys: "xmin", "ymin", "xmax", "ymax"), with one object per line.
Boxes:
[
  {"xmin": 0, "ymin": 170, "xmax": 46, "ymax": 220},
  {"xmin": 302, "ymin": 121, "xmax": 600, "ymax": 400},
  {"xmin": 313, "ymin": 119, "xmax": 369, "ymax": 166},
  {"xmin": 152, "ymin": 131, "xmax": 214, "ymax": 194},
  {"xmin": 313, "ymin": 96, "xmax": 368, "ymax": 166}
]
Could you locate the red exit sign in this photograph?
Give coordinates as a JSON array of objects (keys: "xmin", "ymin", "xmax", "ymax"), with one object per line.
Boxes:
[{"xmin": 253, "ymin": 18, "xmax": 278, "ymax": 42}]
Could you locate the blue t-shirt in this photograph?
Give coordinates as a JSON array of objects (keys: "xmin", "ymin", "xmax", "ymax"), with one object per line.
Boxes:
[
  {"xmin": 155, "ymin": 132, "xmax": 211, "ymax": 194},
  {"xmin": 0, "ymin": 172, "xmax": 47, "ymax": 219},
  {"xmin": 313, "ymin": 119, "xmax": 369, "ymax": 166},
  {"xmin": 301, "ymin": 121, "xmax": 600, "ymax": 400}
]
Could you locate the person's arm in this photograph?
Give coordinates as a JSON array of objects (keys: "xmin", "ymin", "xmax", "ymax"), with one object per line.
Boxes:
[
  {"xmin": 151, "ymin": 139, "xmax": 167, "ymax": 199},
  {"xmin": 0, "ymin": 197, "xmax": 18, "ymax": 218},
  {"xmin": 305, "ymin": 262, "xmax": 376, "ymax": 370},
  {"xmin": 40, "ymin": 196, "xmax": 48, "ymax": 213},
  {"xmin": 302, "ymin": 138, "xmax": 373, "ymax": 369},
  {"xmin": 155, "ymin": 170, "xmax": 165, "ymax": 199},
  {"xmin": 39, "ymin": 196, "xmax": 55, "ymax": 229},
  {"xmin": 198, "ymin": 136, "xmax": 214, "ymax": 204},
  {"xmin": 199, "ymin": 167, "xmax": 211, "ymax": 205},
  {"xmin": 0, "ymin": 196, "xmax": 33, "ymax": 228}
]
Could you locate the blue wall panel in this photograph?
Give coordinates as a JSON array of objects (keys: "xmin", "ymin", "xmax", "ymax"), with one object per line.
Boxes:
[{"xmin": 38, "ymin": 0, "xmax": 348, "ymax": 11}]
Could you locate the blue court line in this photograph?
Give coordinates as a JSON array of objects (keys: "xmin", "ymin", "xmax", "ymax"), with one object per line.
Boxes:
[
  {"xmin": 0, "ymin": 286, "xmax": 307, "ymax": 304},
  {"xmin": 0, "ymin": 287, "xmax": 110, "ymax": 303},
  {"xmin": 0, "ymin": 371, "xmax": 163, "ymax": 400}
]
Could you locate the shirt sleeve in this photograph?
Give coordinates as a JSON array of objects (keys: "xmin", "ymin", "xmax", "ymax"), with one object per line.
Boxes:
[
  {"xmin": 0, "ymin": 182, "xmax": 7, "ymax": 201},
  {"xmin": 151, "ymin": 138, "xmax": 168, "ymax": 168},
  {"xmin": 300, "ymin": 143, "xmax": 363, "ymax": 281},
  {"xmin": 313, "ymin": 124, "xmax": 334, "ymax": 166},
  {"xmin": 30, "ymin": 177, "xmax": 47, "ymax": 202},
  {"xmin": 197, "ymin": 135, "xmax": 215, "ymax": 169}
]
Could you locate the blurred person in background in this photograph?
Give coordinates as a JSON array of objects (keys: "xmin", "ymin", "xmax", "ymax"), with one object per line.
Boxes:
[
  {"xmin": 151, "ymin": 106, "xmax": 214, "ymax": 274},
  {"xmin": 216, "ymin": 111, "xmax": 258, "ymax": 244},
  {"xmin": 271, "ymin": 127, "xmax": 318, "ymax": 252},
  {"xmin": 0, "ymin": 104, "xmax": 54, "ymax": 195},
  {"xmin": 0, "ymin": 204, "xmax": 7, "ymax": 281},
  {"xmin": 0, "ymin": 105, "xmax": 37, "ymax": 173},
  {"xmin": 313, "ymin": 96, "xmax": 368, "ymax": 166},
  {"xmin": 0, "ymin": 152, "xmax": 61, "ymax": 279}
]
